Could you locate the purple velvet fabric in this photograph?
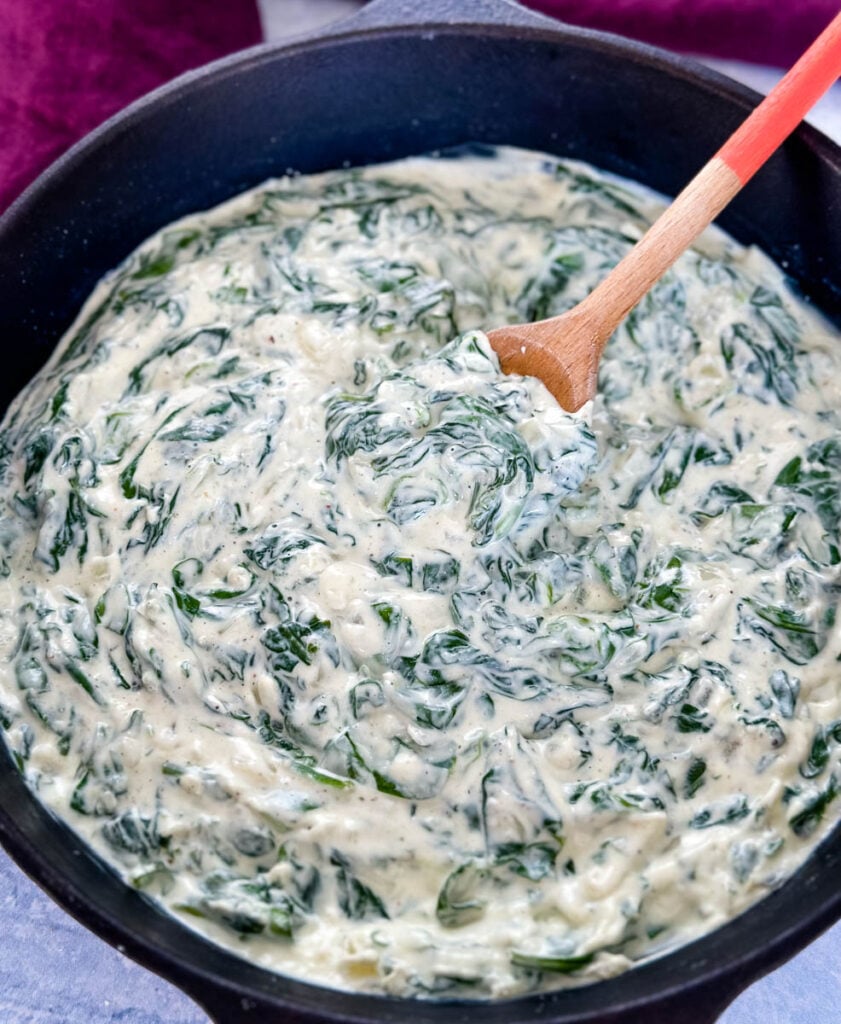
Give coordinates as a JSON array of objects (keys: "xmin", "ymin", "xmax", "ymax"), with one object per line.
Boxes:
[
  {"xmin": 0, "ymin": 0, "xmax": 262, "ymax": 211},
  {"xmin": 526, "ymin": 0, "xmax": 839, "ymax": 67},
  {"xmin": 1, "ymin": 2, "xmax": 837, "ymax": 213}
]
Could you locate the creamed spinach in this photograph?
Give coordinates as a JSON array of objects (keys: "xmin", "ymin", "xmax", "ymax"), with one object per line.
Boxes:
[{"xmin": 1, "ymin": 147, "xmax": 841, "ymax": 998}]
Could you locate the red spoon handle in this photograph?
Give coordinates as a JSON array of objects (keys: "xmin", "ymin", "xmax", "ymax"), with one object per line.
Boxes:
[{"xmin": 717, "ymin": 9, "xmax": 841, "ymax": 184}]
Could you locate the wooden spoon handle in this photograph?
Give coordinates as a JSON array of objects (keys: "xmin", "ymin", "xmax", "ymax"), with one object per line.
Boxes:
[{"xmin": 579, "ymin": 9, "xmax": 841, "ymax": 351}]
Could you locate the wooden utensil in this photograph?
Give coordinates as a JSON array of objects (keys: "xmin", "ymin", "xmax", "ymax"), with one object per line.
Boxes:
[{"xmin": 488, "ymin": 10, "xmax": 841, "ymax": 412}]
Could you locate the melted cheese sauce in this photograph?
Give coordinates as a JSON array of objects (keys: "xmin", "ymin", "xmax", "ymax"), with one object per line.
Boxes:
[{"xmin": 1, "ymin": 147, "xmax": 840, "ymax": 998}]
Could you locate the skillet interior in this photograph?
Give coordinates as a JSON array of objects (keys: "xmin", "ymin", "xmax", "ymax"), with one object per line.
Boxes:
[{"xmin": 1, "ymin": 4, "xmax": 841, "ymax": 1021}]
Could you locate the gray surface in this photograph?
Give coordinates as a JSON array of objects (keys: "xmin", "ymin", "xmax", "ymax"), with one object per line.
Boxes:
[
  {"xmin": 1, "ymin": 846, "xmax": 840, "ymax": 1023},
  {"xmin": 3, "ymin": 2, "xmax": 841, "ymax": 1021},
  {"xmin": 0, "ymin": 853, "xmax": 204, "ymax": 1024}
]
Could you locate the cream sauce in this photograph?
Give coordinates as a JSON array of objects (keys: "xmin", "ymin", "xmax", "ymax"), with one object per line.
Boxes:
[{"xmin": 1, "ymin": 147, "xmax": 840, "ymax": 998}]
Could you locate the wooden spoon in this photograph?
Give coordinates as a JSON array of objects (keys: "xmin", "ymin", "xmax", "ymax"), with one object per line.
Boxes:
[{"xmin": 488, "ymin": 11, "xmax": 841, "ymax": 412}]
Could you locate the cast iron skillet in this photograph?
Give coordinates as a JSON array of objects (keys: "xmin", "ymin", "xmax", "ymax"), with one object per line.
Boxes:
[{"xmin": 1, "ymin": 1, "xmax": 841, "ymax": 1021}]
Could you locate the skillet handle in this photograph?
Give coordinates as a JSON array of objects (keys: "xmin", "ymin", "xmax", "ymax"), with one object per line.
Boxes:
[
  {"xmin": 188, "ymin": 978, "xmax": 740, "ymax": 1024},
  {"xmin": 625, "ymin": 989, "xmax": 737, "ymax": 1024},
  {"xmin": 191, "ymin": 994, "xmax": 736, "ymax": 1024},
  {"xmin": 347, "ymin": 0, "xmax": 557, "ymax": 32}
]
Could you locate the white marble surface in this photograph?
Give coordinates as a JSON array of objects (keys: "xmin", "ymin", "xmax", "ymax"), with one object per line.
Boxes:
[{"xmin": 2, "ymin": 1, "xmax": 840, "ymax": 1021}]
